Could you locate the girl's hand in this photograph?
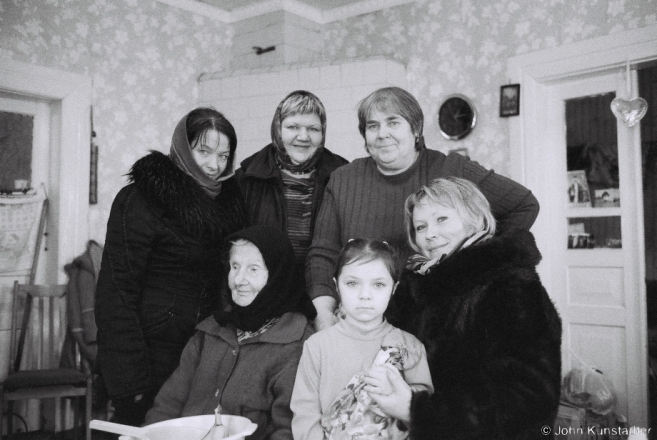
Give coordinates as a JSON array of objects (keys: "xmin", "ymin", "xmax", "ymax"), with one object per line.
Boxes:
[{"xmin": 363, "ymin": 364, "xmax": 412, "ymax": 423}]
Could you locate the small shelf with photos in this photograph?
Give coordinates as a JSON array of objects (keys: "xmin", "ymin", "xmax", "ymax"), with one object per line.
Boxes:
[{"xmin": 567, "ymin": 217, "xmax": 622, "ymax": 250}]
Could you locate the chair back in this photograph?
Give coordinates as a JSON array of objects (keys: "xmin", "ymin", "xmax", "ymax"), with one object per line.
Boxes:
[{"xmin": 9, "ymin": 282, "xmax": 68, "ymax": 376}]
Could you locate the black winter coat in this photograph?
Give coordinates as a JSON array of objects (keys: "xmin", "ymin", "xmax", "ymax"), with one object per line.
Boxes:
[
  {"xmin": 95, "ymin": 151, "xmax": 246, "ymax": 399},
  {"xmin": 234, "ymin": 144, "xmax": 347, "ymax": 241},
  {"xmin": 387, "ymin": 230, "xmax": 562, "ymax": 440}
]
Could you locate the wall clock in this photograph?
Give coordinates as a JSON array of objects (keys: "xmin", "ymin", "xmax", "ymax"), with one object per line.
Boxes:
[{"xmin": 438, "ymin": 94, "xmax": 476, "ymax": 140}]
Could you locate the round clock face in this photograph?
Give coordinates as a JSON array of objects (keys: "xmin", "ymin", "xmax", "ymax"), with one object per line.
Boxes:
[{"xmin": 438, "ymin": 95, "xmax": 476, "ymax": 140}]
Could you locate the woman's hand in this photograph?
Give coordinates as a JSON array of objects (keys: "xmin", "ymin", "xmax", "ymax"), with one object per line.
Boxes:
[
  {"xmin": 312, "ymin": 296, "xmax": 338, "ymax": 331},
  {"xmin": 363, "ymin": 364, "xmax": 412, "ymax": 423}
]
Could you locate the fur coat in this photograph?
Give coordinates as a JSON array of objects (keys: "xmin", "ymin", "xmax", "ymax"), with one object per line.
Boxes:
[
  {"xmin": 387, "ymin": 229, "xmax": 562, "ymax": 440},
  {"xmin": 95, "ymin": 151, "xmax": 246, "ymax": 400}
]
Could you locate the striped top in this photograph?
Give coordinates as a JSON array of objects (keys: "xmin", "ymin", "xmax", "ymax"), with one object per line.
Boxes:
[{"xmin": 281, "ymin": 170, "xmax": 316, "ymax": 264}]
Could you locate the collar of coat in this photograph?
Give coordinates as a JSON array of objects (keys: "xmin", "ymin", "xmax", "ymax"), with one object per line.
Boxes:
[
  {"xmin": 128, "ymin": 150, "xmax": 241, "ymax": 238},
  {"xmin": 239, "ymin": 143, "xmax": 347, "ymax": 180},
  {"xmin": 407, "ymin": 229, "xmax": 542, "ymax": 303},
  {"xmin": 196, "ymin": 311, "xmax": 311, "ymax": 348}
]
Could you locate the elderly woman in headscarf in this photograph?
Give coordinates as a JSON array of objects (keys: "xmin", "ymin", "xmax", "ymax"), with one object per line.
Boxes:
[
  {"xmin": 95, "ymin": 107, "xmax": 247, "ymax": 427},
  {"xmin": 235, "ymin": 90, "xmax": 347, "ymax": 267},
  {"xmin": 145, "ymin": 226, "xmax": 316, "ymax": 440}
]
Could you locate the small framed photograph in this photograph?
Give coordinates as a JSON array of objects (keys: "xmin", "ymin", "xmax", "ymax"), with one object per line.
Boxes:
[
  {"xmin": 500, "ymin": 84, "xmax": 520, "ymax": 117},
  {"xmin": 567, "ymin": 170, "xmax": 592, "ymax": 208},
  {"xmin": 593, "ymin": 188, "xmax": 620, "ymax": 208}
]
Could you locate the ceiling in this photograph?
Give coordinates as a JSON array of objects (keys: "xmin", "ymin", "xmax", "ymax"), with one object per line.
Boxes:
[{"xmin": 156, "ymin": 0, "xmax": 416, "ymax": 24}]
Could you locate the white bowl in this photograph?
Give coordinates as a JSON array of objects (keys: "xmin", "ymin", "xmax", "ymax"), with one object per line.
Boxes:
[{"xmin": 118, "ymin": 415, "xmax": 257, "ymax": 440}]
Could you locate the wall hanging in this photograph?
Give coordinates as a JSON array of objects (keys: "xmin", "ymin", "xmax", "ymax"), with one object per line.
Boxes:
[{"xmin": 610, "ymin": 60, "xmax": 648, "ymax": 127}]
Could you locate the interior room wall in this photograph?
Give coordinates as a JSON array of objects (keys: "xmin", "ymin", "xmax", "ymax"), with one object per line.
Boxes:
[{"xmin": 0, "ymin": 0, "xmax": 655, "ymax": 244}]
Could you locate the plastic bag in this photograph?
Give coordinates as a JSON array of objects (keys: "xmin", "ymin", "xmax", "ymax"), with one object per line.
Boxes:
[{"xmin": 561, "ymin": 366, "xmax": 616, "ymax": 415}]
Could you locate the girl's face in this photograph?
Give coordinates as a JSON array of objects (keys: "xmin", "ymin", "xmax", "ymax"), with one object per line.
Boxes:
[
  {"xmin": 412, "ymin": 199, "xmax": 473, "ymax": 260},
  {"xmin": 364, "ymin": 108, "xmax": 417, "ymax": 175},
  {"xmin": 335, "ymin": 259, "xmax": 397, "ymax": 329},
  {"xmin": 191, "ymin": 129, "xmax": 231, "ymax": 179},
  {"xmin": 228, "ymin": 241, "xmax": 269, "ymax": 307},
  {"xmin": 280, "ymin": 113, "xmax": 323, "ymax": 165}
]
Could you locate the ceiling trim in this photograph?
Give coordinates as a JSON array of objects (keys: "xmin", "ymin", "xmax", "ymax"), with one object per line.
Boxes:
[{"xmin": 156, "ymin": 0, "xmax": 416, "ymax": 24}]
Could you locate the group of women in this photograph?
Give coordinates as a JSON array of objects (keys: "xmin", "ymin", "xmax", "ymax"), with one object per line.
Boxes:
[{"xmin": 95, "ymin": 86, "xmax": 562, "ymax": 440}]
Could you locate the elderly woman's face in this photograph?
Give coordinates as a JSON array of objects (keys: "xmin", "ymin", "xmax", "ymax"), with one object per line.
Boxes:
[
  {"xmin": 191, "ymin": 129, "xmax": 231, "ymax": 179},
  {"xmin": 228, "ymin": 241, "xmax": 269, "ymax": 307},
  {"xmin": 281, "ymin": 113, "xmax": 323, "ymax": 165},
  {"xmin": 365, "ymin": 109, "xmax": 417, "ymax": 175},
  {"xmin": 412, "ymin": 199, "xmax": 473, "ymax": 260}
]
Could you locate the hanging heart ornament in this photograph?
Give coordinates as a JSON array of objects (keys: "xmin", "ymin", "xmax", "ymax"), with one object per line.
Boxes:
[{"xmin": 610, "ymin": 97, "xmax": 648, "ymax": 127}]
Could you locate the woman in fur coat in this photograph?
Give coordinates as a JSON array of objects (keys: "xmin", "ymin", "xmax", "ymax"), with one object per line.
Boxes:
[
  {"xmin": 95, "ymin": 108, "xmax": 247, "ymax": 426},
  {"xmin": 364, "ymin": 177, "xmax": 562, "ymax": 440}
]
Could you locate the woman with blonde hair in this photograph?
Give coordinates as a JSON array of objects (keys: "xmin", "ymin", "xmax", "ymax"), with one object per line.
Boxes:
[{"xmin": 364, "ymin": 177, "xmax": 562, "ymax": 440}]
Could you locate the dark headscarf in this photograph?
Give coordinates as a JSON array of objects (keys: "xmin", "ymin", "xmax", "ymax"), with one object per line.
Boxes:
[
  {"xmin": 169, "ymin": 113, "xmax": 235, "ymax": 198},
  {"xmin": 214, "ymin": 225, "xmax": 317, "ymax": 331},
  {"xmin": 270, "ymin": 90, "xmax": 326, "ymax": 174}
]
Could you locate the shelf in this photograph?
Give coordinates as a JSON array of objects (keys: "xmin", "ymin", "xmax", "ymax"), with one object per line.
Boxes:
[{"xmin": 566, "ymin": 207, "xmax": 621, "ymax": 218}]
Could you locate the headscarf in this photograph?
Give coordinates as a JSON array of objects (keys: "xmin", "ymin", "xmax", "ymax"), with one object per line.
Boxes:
[
  {"xmin": 169, "ymin": 113, "xmax": 235, "ymax": 198},
  {"xmin": 270, "ymin": 90, "xmax": 326, "ymax": 174},
  {"xmin": 213, "ymin": 225, "xmax": 317, "ymax": 332},
  {"xmin": 406, "ymin": 230, "xmax": 491, "ymax": 275}
]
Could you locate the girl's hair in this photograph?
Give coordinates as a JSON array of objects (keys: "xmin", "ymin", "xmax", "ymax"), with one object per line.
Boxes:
[
  {"xmin": 404, "ymin": 177, "xmax": 497, "ymax": 253},
  {"xmin": 279, "ymin": 90, "xmax": 327, "ymax": 125},
  {"xmin": 357, "ymin": 86, "xmax": 424, "ymax": 150},
  {"xmin": 334, "ymin": 238, "xmax": 401, "ymax": 283},
  {"xmin": 186, "ymin": 107, "xmax": 237, "ymax": 157}
]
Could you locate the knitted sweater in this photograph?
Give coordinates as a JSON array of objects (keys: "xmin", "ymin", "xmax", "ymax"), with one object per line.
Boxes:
[
  {"xmin": 306, "ymin": 148, "xmax": 539, "ymax": 300},
  {"xmin": 290, "ymin": 319, "xmax": 432, "ymax": 440}
]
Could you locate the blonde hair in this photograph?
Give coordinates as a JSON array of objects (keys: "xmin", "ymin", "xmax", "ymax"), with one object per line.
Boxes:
[{"xmin": 404, "ymin": 177, "xmax": 496, "ymax": 253}]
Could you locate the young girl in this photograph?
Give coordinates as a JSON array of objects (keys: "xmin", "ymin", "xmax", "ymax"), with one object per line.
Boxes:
[{"xmin": 291, "ymin": 239, "xmax": 433, "ymax": 440}]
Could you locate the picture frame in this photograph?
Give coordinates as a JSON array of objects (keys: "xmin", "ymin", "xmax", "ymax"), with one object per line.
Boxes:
[
  {"xmin": 593, "ymin": 188, "xmax": 620, "ymax": 208},
  {"xmin": 567, "ymin": 170, "xmax": 592, "ymax": 208},
  {"xmin": 500, "ymin": 84, "xmax": 520, "ymax": 117}
]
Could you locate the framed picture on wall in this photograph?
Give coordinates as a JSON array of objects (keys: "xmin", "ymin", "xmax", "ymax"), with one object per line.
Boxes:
[{"xmin": 500, "ymin": 84, "xmax": 520, "ymax": 117}]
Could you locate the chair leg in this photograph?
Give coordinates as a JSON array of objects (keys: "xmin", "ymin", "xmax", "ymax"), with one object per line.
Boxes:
[
  {"xmin": 73, "ymin": 397, "xmax": 79, "ymax": 440},
  {"xmin": 86, "ymin": 378, "xmax": 93, "ymax": 440},
  {"xmin": 7, "ymin": 400, "xmax": 14, "ymax": 436}
]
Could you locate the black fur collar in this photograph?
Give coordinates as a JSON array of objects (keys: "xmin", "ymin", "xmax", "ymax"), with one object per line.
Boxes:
[
  {"xmin": 128, "ymin": 150, "xmax": 243, "ymax": 238},
  {"xmin": 409, "ymin": 229, "xmax": 542, "ymax": 302}
]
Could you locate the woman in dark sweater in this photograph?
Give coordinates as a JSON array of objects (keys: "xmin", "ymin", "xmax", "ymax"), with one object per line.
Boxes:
[
  {"xmin": 95, "ymin": 108, "xmax": 247, "ymax": 426},
  {"xmin": 235, "ymin": 90, "xmax": 347, "ymax": 267},
  {"xmin": 365, "ymin": 177, "xmax": 562, "ymax": 440}
]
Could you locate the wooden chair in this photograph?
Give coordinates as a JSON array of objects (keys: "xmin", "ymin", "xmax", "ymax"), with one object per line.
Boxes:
[{"xmin": 0, "ymin": 282, "xmax": 92, "ymax": 440}]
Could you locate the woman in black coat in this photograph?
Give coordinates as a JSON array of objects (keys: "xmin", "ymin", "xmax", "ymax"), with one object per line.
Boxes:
[
  {"xmin": 95, "ymin": 108, "xmax": 247, "ymax": 426},
  {"xmin": 365, "ymin": 176, "xmax": 562, "ymax": 440},
  {"xmin": 234, "ymin": 90, "xmax": 347, "ymax": 267}
]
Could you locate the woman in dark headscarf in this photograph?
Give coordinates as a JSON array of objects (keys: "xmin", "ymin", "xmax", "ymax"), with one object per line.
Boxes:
[
  {"xmin": 145, "ymin": 225, "xmax": 316, "ymax": 440},
  {"xmin": 95, "ymin": 108, "xmax": 247, "ymax": 426},
  {"xmin": 235, "ymin": 90, "xmax": 347, "ymax": 268}
]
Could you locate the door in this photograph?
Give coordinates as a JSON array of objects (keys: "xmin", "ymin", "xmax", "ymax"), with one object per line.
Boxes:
[{"xmin": 544, "ymin": 71, "xmax": 647, "ymax": 424}]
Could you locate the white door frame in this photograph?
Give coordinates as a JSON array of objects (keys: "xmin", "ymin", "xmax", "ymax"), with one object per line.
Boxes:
[
  {"xmin": 0, "ymin": 59, "xmax": 91, "ymax": 282},
  {"xmin": 507, "ymin": 24, "xmax": 657, "ymax": 427}
]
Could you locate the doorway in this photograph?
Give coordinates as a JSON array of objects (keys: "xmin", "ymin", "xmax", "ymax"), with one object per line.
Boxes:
[{"xmin": 508, "ymin": 24, "xmax": 657, "ymax": 428}]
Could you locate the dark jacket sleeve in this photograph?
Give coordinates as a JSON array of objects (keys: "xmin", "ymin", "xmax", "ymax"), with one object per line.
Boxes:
[
  {"xmin": 409, "ymin": 281, "xmax": 561, "ymax": 440},
  {"xmin": 95, "ymin": 186, "xmax": 159, "ymax": 398},
  {"xmin": 444, "ymin": 152, "xmax": 540, "ymax": 233}
]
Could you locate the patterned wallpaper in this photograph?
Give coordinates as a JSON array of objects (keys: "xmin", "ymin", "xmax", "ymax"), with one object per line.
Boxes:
[{"xmin": 1, "ymin": 0, "xmax": 656, "ymax": 243}]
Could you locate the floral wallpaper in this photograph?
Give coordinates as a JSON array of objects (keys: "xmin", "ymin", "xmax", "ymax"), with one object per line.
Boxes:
[
  {"xmin": 321, "ymin": 0, "xmax": 657, "ymax": 174},
  {"xmin": 1, "ymin": 0, "xmax": 656, "ymax": 244},
  {"xmin": 0, "ymin": 0, "xmax": 233, "ymax": 243}
]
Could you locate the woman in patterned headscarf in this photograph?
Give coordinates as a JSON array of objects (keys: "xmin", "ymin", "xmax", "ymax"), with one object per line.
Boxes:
[
  {"xmin": 235, "ymin": 90, "xmax": 347, "ymax": 270},
  {"xmin": 95, "ymin": 107, "xmax": 247, "ymax": 426}
]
